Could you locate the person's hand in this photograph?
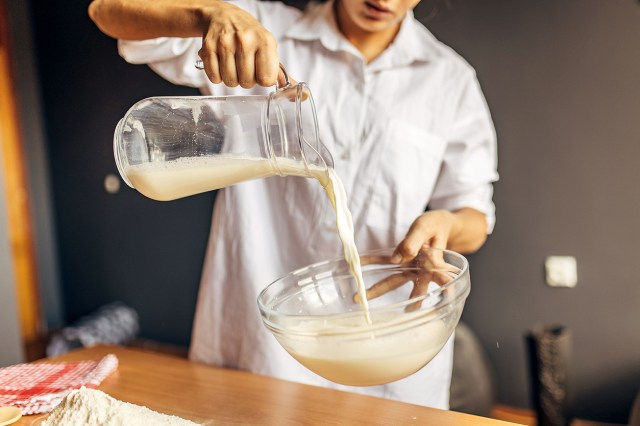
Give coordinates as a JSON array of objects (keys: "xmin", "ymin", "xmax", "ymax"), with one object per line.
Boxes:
[
  {"xmin": 356, "ymin": 251, "xmax": 458, "ymax": 312},
  {"xmin": 353, "ymin": 211, "xmax": 462, "ymax": 311},
  {"xmin": 198, "ymin": 2, "xmax": 284, "ymax": 88},
  {"xmin": 390, "ymin": 210, "xmax": 459, "ymax": 264}
]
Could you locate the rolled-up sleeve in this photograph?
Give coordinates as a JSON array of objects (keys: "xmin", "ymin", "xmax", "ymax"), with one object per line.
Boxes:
[
  {"xmin": 428, "ymin": 71, "xmax": 499, "ymax": 233},
  {"xmin": 116, "ymin": 0, "xmax": 261, "ymax": 88},
  {"xmin": 116, "ymin": 0, "xmax": 298, "ymax": 90},
  {"xmin": 118, "ymin": 37, "xmax": 208, "ymax": 88}
]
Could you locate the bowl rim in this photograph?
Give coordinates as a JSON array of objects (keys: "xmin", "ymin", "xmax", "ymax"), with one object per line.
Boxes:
[{"xmin": 257, "ymin": 247, "xmax": 470, "ymax": 336}]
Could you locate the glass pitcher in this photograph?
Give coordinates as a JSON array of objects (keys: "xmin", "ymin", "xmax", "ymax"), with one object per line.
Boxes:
[{"xmin": 113, "ymin": 75, "xmax": 333, "ymax": 201}]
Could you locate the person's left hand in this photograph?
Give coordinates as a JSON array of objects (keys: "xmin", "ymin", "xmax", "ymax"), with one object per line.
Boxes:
[
  {"xmin": 389, "ymin": 210, "xmax": 459, "ymax": 264},
  {"xmin": 353, "ymin": 210, "xmax": 460, "ymax": 311}
]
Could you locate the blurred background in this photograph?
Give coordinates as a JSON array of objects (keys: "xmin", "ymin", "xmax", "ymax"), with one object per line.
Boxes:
[{"xmin": 1, "ymin": 0, "xmax": 639, "ymax": 424}]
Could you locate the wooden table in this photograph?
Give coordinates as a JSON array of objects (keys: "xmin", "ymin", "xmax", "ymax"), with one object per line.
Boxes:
[{"xmin": 15, "ymin": 345, "xmax": 520, "ymax": 425}]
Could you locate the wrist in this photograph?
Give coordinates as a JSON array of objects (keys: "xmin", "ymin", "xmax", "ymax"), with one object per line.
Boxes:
[
  {"xmin": 433, "ymin": 209, "xmax": 461, "ymax": 240},
  {"xmin": 192, "ymin": 1, "xmax": 232, "ymax": 34}
]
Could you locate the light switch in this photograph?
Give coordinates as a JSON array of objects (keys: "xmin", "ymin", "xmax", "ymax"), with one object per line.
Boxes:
[{"xmin": 545, "ymin": 256, "xmax": 577, "ymax": 288}]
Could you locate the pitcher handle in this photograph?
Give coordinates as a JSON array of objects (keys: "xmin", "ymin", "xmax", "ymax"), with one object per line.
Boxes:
[{"xmin": 276, "ymin": 63, "xmax": 291, "ymax": 89}]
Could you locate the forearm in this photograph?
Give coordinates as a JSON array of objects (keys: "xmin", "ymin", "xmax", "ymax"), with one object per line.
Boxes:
[
  {"xmin": 445, "ymin": 207, "xmax": 488, "ymax": 254},
  {"xmin": 90, "ymin": 0, "xmax": 280, "ymax": 87},
  {"xmin": 88, "ymin": 0, "xmax": 222, "ymax": 40}
]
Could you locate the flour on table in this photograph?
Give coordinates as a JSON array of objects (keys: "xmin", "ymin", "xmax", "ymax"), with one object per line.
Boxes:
[{"xmin": 41, "ymin": 387, "xmax": 199, "ymax": 426}]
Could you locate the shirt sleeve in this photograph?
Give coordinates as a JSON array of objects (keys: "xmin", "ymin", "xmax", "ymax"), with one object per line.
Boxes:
[
  {"xmin": 428, "ymin": 70, "xmax": 499, "ymax": 233},
  {"xmin": 118, "ymin": 37, "xmax": 207, "ymax": 88},
  {"xmin": 117, "ymin": 0, "xmax": 301, "ymax": 89}
]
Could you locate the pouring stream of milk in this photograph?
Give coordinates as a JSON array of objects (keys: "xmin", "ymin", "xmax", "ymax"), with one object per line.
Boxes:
[
  {"xmin": 126, "ymin": 156, "xmax": 371, "ymax": 321},
  {"xmin": 317, "ymin": 169, "xmax": 371, "ymax": 323}
]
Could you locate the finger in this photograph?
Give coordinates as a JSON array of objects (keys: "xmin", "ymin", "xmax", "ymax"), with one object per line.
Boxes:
[
  {"xmin": 420, "ymin": 255, "xmax": 460, "ymax": 284},
  {"xmin": 418, "ymin": 244, "xmax": 444, "ymax": 270},
  {"xmin": 391, "ymin": 215, "xmax": 437, "ymax": 264},
  {"xmin": 236, "ymin": 44, "xmax": 256, "ymax": 88},
  {"xmin": 405, "ymin": 279, "xmax": 430, "ymax": 312},
  {"xmin": 419, "ymin": 246, "xmax": 460, "ymax": 275},
  {"xmin": 391, "ymin": 236, "xmax": 421, "ymax": 264},
  {"xmin": 420, "ymin": 261, "xmax": 458, "ymax": 308},
  {"xmin": 218, "ymin": 33, "xmax": 239, "ymax": 87},
  {"xmin": 198, "ymin": 47, "xmax": 221, "ymax": 84},
  {"xmin": 427, "ymin": 249, "xmax": 462, "ymax": 279},
  {"xmin": 430, "ymin": 232, "xmax": 447, "ymax": 251},
  {"xmin": 360, "ymin": 255, "xmax": 392, "ymax": 266},
  {"xmin": 255, "ymin": 43, "xmax": 278, "ymax": 87},
  {"xmin": 355, "ymin": 271, "xmax": 416, "ymax": 303},
  {"xmin": 431, "ymin": 270, "xmax": 454, "ymax": 286}
]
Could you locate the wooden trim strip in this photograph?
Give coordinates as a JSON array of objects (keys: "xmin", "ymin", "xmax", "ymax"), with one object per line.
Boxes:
[{"xmin": 0, "ymin": 0, "xmax": 42, "ymax": 344}]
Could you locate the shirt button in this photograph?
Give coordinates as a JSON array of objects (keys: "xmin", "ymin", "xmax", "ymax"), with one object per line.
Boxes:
[{"xmin": 341, "ymin": 150, "xmax": 350, "ymax": 160}]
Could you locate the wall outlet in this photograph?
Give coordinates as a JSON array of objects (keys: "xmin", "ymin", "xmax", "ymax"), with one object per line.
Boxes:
[{"xmin": 545, "ymin": 256, "xmax": 578, "ymax": 288}]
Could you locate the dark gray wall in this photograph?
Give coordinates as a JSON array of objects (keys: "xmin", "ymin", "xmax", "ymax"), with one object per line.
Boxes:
[
  {"xmin": 23, "ymin": 0, "xmax": 639, "ymax": 423},
  {"xmin": 423, "ymin": 0, "xmax": 640, "ymax": 423}
]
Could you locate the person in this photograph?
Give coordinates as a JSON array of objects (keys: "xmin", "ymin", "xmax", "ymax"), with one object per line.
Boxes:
[{"xmin": 88, "ymin": 0, "xmax": 498, "ymax": 409}]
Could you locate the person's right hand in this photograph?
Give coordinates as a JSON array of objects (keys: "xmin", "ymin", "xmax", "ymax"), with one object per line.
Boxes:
[{"xmin": 198, "ymin": 2, "xmax": 282, "ymax": 88}]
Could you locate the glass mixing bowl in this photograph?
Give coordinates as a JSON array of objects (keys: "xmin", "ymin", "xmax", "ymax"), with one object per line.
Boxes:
[{"xmin": 257, "ymin": 247, "xmax": 470, "ymax": 386}]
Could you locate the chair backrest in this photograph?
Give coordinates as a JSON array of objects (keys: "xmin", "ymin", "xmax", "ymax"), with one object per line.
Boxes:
[
  {"xmin": 629, "ymin": 389, "xmax": 640, "ymax": 426},
  {"xmin": 449, "ymin": 322, "xmax": 496, "ymax": 417}
]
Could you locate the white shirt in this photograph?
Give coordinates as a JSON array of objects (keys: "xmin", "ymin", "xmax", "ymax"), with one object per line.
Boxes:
[{"xmin": 119, "ymin": 0, "xmax": 498, "ymax": 409}]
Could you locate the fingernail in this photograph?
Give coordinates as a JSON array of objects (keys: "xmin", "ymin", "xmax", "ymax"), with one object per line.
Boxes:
[{"xmin": 391, "ymin": 253, "xmax": 402, "ymax": 264}]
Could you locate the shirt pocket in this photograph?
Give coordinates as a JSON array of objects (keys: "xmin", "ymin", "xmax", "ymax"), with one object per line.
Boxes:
[{"xmin": 363, "ymin": 119, "xmax": 447, "ymax": 243}]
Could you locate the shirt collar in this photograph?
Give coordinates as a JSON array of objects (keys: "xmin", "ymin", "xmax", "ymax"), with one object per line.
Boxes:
[
  {"xmin": 284, "ymin": 1, "xmax": 358, "ymax": 57},
  {"xmin": 284, "ymin": 1, "xmax": 439, "ymax": 68}
]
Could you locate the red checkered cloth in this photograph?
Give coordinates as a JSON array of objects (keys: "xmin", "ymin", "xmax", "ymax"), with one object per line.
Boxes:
[{"xmin": 0, "ymin": 354, "xmax": 118, "ymax": 415}]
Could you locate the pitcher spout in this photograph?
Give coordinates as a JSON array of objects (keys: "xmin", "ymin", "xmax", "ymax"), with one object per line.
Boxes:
[
  {"xmin": 318, "ymin": 141, "xmax": 334, "ymax": 170},
  {"xmin": 301, "ymin": 138, "xmax": 334, "ymax": 171}
]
